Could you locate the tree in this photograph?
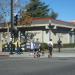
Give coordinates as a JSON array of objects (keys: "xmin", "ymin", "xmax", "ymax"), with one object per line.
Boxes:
[
  {"xmin": 20, "ymin": 12, "xmax": 32, "ymax": 25},
  {"xmin": 25, "ymin": 0, "xmax": 49, "ymax": 17},
  {"xmin": 0, "ymin": 15, "xmax": 4, "ymax": 24},
  {"xmin": 21, "ymin": 0, "xmax": 58, "ymax": 19},
  {"xmin": 0, "ymin": 0, "xmax": 22, "ymax": 25},
  {"xmin": 49, "ymin": 10, "xmax": 58, "ymax": 19},
  {"xmin": 0, "ymin": 0, "xmax": 10, "ymax": 26}
]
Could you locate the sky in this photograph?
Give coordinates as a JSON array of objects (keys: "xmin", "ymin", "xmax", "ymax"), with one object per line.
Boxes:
[
  {"xmin": 42, "ymin": 0, "xmax": 75, "ymax": 22},
  {"xmin": 1, "ymin": 0, "xmax": 75, "ymax": 22},
  {"xmin": 21, "ymin": 0, "xmax": 75, "ymax": 22}
]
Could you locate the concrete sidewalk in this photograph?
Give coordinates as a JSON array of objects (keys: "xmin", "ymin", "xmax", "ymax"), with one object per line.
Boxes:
[
  {"xmin": 9, "ymin": 52, "xmax": 75, "ymax": 58},
  {"xmin": 1, "ymin": 48, "xmax": 75, "ymax": 58},
  {"xmin": 0, "ymin": 52, "xmax": 9, "ymax": 58}
]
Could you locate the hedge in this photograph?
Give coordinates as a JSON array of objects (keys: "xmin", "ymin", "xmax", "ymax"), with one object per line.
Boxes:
[{"xmin": 40, "ymin": 43, "xmax": 75, "ymax": 51}]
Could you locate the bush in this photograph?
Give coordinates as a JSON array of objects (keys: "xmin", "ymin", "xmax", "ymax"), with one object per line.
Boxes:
[
  {"xmin": 40, "ymin": 43, "xmax": 48, "ymax": 51},
  {"xmin": 53, "ymin": 43, "xmax": 75, "ymax": 48},
  {"xmin": 62, "ymin": 43, "xmax": 75, "ymax": 48},
  {"xmin": 40, "ymin": 43, "xmax": 75, "ymax": 50}
]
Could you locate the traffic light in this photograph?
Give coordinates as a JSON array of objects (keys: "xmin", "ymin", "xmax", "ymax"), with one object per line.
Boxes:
[
  {"xmin": 13, "ymin": 15, "xmax": 18, "ymax": 37},
  {"xmin": 12, "ymin": 28, "xmax": 18, "ymax": 38},
  {"xmin": 14, "ymin": 15, "xmax": 18, "ymax": 26}
]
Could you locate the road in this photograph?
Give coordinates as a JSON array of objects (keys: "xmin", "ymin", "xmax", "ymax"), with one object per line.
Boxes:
[{"xmin": 0, "ymin": 57, "xmax": 75, "ymax": 75}]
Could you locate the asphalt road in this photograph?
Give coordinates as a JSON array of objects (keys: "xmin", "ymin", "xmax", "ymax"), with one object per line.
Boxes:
[{"xmin": 0, "ymin": 57, "xmax": 75, "ymax": 75}]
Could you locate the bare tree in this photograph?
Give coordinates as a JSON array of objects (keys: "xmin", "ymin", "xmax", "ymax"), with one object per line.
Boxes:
[
  {"xmin": 0, "ymin": 0, "xmax": 10, "ymax": 27},
  {"xmin": 0, "ymin": 0, "xmax": 22, "ymax": 26}
]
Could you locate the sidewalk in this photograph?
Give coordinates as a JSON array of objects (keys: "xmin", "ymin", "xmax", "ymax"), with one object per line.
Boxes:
[
  {"xmin": 53, "ymin": 48, "xmax": 75, "ymax": 52},
  {"xmin": 0, "ymin": 52, "xmax": 9, "ymax": 58},
  {"xmin": 1, "ymin": 48, "xmax": 75, "ymax": 58},
  {"xmin": 9, "ymin": 52, "xmax": 75, "ymax": 58}
]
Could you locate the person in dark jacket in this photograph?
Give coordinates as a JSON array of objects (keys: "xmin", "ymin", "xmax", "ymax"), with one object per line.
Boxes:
[{"xmin": 57, "ymin": 39, "xmax": 62, "ymax": 52}]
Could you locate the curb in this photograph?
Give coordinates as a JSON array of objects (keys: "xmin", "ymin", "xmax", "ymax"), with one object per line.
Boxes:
[
  {"xmin": 0, "ymin": 55, "xmax": 9, "ymax": 58},
  {"xmin": 0, "ymin": 52, "xmax": 9, "ymax": 58}
]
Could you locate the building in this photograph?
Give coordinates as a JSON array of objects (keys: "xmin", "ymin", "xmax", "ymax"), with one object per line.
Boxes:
[
  {"xmin": 28, "ymin": 18, "xmax": 75, "ymax": 44},
  {"xmin": 0, "ymin": 17, "xmax": 75, "ymax": 51}
]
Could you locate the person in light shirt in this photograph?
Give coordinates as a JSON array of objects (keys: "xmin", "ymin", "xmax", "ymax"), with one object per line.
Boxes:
[
  {"xmin": 31, "ymin": 41, "xmax": 35, "ymax": 51},
  {"xmin": 48, "ymin": 39, "xmax": 53, "ymax": 57}
]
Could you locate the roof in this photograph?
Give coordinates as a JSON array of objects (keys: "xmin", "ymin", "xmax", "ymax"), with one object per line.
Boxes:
[
  {"xmin": 71, "ymin": 22, "xmax": 75, "ymax": 24},
  {"xmin": 0, "ymin": 17, "xmax": 75, "ymax": 28},
  {"xmin": 32, "ymin": 18, "xmax": 75, "ymax": 26},
  {"xmin": 32, "ymin": 18, "xmax": 53, "ymax": 25},
  {"xmin": 32, "ymin": 18, "xmax": 53, "ymax": 21},
  {"xmin": 0, "ymin": 23, "xmax": 5, "ymax": 27},
  {"xmin": 70, "ymin": 20, "xmax": 75, "ymax": 24}
]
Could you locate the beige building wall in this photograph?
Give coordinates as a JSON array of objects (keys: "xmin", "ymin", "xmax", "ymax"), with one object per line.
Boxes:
[
  {"xmin": 31, "ymin": 30, "xmax": 70, "ymax": 44},
  {"xmin": 29, "ymin": 30, "xmax": 70, "ymax": 44},
  {"xmin": 43, "ymin": 31, "xmax": 50, "ymax": 43},
  {"xmin": 29, "ymin": 31, "xmax": 43, "ymax": 42},
  {"xmin": 0, "ymin": 33, "xmax": 3, "ymax": 51},
  {"xmin": 60, "ymin": 33, "xmax": 70, "ymax": 44},
  {"xmin": 51, "ymin": 32, "xmax": 70, "ymax": 44}
]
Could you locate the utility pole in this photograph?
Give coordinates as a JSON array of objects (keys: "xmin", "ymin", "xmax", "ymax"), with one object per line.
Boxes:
[
  {"xmin": 11, "ymin": 0, "xmax": 14, "ymax": 33},
  {"xmin": 49, "ymin": 20, "xmax": 52, "ymax": 41},
  {"xmin": 10, "ymin": 0, "xmax": 14, "ymax": 54}
]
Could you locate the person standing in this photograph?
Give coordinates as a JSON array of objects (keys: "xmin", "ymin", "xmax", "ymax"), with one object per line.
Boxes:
[
  {"xmin": 9, "ymin": 41, "xmax": 13, "ymax": 54},
  {"xmin": 57, "ymin": 39, "xmax": 62, "ymax": 52},
  {"xmin": 34, "ymin": 39, "xmax": 40, "ymax": 58},
  {"xmin": 30, "ymin": 40, "xmax": 35, "ymax": 55},
  {"xmin": 48, "ymin": 39, "xmax": 53, "ymax": 58}
]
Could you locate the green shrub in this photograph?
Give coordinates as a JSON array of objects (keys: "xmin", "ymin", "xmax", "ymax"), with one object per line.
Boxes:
[
  {"xmin": 62, "ymin": 43, "xmax": 75, "ymax": 48},
  {"xmin": 40, "ymin": 43, "xmax": 48, "ymax": 51},
  {"xmin": 40, "ymin": 43, "xmax": 75, "ymax": 50},
  {"xmin": 53, "ymin": 44, "xmax": 57, "ymax": 48},
  {"xmin": 53, "ymin": 43, "xmax": 75, "ymax": 48}
]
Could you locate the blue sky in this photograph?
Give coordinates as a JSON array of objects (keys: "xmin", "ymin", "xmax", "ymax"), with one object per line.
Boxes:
[
  {"xmin": 20, "ymin": 0, "xmax": 75, "ymax": 22},
  {"xmin": 2, "ymin": 0, "xmax": 75, "ymax": 22},
  {"xmin": 42, "ymin": 0, "xmax": 75, "ymax": 21}
]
